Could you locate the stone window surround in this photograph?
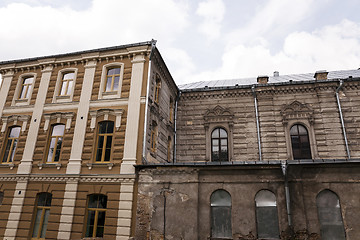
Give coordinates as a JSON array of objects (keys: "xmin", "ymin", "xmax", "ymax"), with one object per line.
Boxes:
[
  {"xmin": 12, "ymin": 72, "xmax": 37, "ymax": 106},
  {"xmin": 89, "ymin": 108, "xmax": 124, "ymax": 131},
  {"xmin": 98, "ymin": 62, "xmax": 125, "ymax": 100},
  {"xmin": 43, "ymin": 112, "xmax": 74, "ymax": 133},
  {"xmin": 204, "ymin": 106, "xmax": 234, "ymax": 162},
  {"xmin": 1, "ymin": 115, "xmax": 31, "ymax": 134},
  {"xmin": 281, "ymin": 101, "xmax": 319, "ymax": 160},
  {"xmin": 53, "ymin": 68, "xmax": 78, "ymax": 103}
]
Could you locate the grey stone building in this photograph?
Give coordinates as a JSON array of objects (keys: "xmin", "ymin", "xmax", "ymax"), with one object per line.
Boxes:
[{"xmin": 136, "ymin": 69, "xmax": 360, "ymax": 240}]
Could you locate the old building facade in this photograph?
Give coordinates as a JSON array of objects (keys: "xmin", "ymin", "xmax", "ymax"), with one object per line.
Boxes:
[
  {"xmin": 136, "ymin": 70, "xmax": 360, "ymax": 239},
  {"xmin": 0, "ymin": 40, "xmax": 176, "ymax": 240}
]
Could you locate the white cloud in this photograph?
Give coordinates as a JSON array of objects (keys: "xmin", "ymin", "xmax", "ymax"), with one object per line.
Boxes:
[
  {"xmin": 0, "ymin": 0, "xmax": 189, "ymax": 61},
  {"xmin": 180, "ymin": 19, "xmax": 360, "ymax": 84},
  {"xmin": 196, "ymin": 0, "xmax": 225, "ymax": 41}
]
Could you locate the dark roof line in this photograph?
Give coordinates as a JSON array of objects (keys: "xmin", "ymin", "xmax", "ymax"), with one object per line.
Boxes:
[{"xmin": 0, "ymin": 40, "xmax": 153, "ymax": 65}]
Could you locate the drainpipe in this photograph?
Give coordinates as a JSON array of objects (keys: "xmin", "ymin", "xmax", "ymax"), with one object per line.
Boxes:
[
  {"xmin": 251, "ymin": 86, "xmax": 262, "ymax": 161},
  {"xmin": 282, "ymin": 161, "xmax": 292, "ymax": 228},
  {"xmin": 336, "ymin": 80, "xmax": 351, "ymax": 159},
  {"xmin": 173, "ymin": 91, "xmax": 181, "ymax": 163},
  {"xmin": 142, "ymin": 39, "xmax": 157, "ymax": 164}
]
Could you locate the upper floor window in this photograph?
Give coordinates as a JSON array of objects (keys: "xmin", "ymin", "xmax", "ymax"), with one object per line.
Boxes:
[
  {"xmin": 154, "ymin": 75, "xmax": 161, "ymax": 104},
  {"xmin": 85, "ymin": 194, "xmax": 107, "ymax": 238},
  {"xmin": 99, "ymin": 63, "xmax": 124, "ymax": 99},
  {"xmin": 211, "ymin": 128, "xmax": 228, "ymax": 161},
  {"xmin": 31, "ymin": 192, "xmax": 52, "ymax": 239},
  {"xmin": 255, "ymin": 190, "xmax": 280, "ymax": 239},
  {"xmin": 150, "ymin": 121, "xmax": 157, "ymax": 153},
  {"xmin": 316, "ymin": 190, "xmax": 346, "ymax": 240},
  {"xmin": 46, "ymin": 124, "xmax": 65, "ymax": 163},
  {"xmin": 0, "ymin": 191, "xmax": 4, "ymax": 205},
  {"xmin": 2, "ymin": 126, "xmax": 21, "ymax": 163},
  {"xmin": 20, "ymin": 77, "xmax": 34, "ymax": 99},
  {"xmin": 290, "ymin": 124, "xmax": 311, "ymax": 159},
  {"xmin": 95, "ymin": 121, "xmax": 114, "ymax": 162},
  {"xmin": 59, "ymin": 72, "xmax": 74, "ymax": 96},
  {"xmin": 167, "ymin": 136, "xmax": 172, "ymax": 162},
  {"xmin": 211, "ymin": 189, "xmax": 232, "ymax": 238},
  {"xmin": 169, "ymin": 97, "xmax": 174, "ymax": 122}
]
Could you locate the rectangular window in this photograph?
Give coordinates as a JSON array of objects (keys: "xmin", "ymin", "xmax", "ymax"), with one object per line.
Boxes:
[
  {"xmin": 32, "ymin": 193, "xmax": 52, "ymax": 239},
  {"xmin": 105, "ymin": 68, "xmax": 121, "ymax": 92},
  {"xmin": 46, "ymin": 124, "xmax": 65, "ymax": 163},
  {"xmin": 2, "ymin": 126, "xmax": 21, "ymax": 163},
  {"xmin": 85, "ymin": 194, "xmax": 107, "ymax": 238},
  {"xmin": 95, "ymin": 121, "xmax": 114, "ymax": 162},
  {"xmin": 20, "ymin": 77, "xmax": 34, "ymax": 99},
  {"xmin": 59, "ymin": 72, "xmax": 74, "ymax": 96}
]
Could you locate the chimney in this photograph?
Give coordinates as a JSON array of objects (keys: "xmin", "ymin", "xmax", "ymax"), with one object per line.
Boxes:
[
  {"xmin": 274, "ymin": 71, "xmax": 279, "ymax": 77},
  {"xmin": 314, "ymin": 70, "xmax": 328, "ymax": 80},
  {"xmin": 257, "ymin": 75, "xmax": 269, "ymax": 84}
]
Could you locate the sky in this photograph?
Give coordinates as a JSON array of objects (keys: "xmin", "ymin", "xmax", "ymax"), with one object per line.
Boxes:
[{"xmin": 0, "ymin": 0, "xmax": 360, "ymax": 85}]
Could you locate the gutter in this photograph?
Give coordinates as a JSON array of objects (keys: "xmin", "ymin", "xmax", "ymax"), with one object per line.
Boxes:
[
  {"xmin": 281, "ymin": 162, "xmax": 292, "ymax": 228},
  {"xmin": 336, "ymin": 80, "xmax": 351, "ymax": 159},
  {"xmin": 142, "ymin": 39, "xmax": 157, "ymax": 164},
  {"xmin": 251, "ymin": 86, "xmax": 262, "ymax": 161},
  {"xmin": 173, "ymin": 90, "xmax": 181, "ymax": 163}
]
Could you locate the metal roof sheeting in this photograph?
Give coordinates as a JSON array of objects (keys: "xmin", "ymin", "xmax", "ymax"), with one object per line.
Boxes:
[{"xmin": 179, "ymin": 69, "xmax": 360, "ymax": 90}]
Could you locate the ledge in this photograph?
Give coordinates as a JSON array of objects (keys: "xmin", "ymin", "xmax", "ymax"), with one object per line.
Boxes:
[
  {"xmin": 0, "ymin": 163, "xmax": 15, "ymax": 169},
  {"xmin": 37, "ymin": 163, "xmax": 62, "ymax": 170},
  {"xmin": 86, "ymin": 163, "xmax": 114, "ymax": 170}
]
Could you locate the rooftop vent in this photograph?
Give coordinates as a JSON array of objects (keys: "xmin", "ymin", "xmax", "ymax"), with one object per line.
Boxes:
[
  {"xmin": 257, "ymin": 75, "xmax": 269, "ymax": 84},
  {"xmin": 274, "ymin": 71, "xmax": 279, "ymax": 77},
  {"xmin": 314, "ymin": 70, "xmax": 328, "ymax": 80}
]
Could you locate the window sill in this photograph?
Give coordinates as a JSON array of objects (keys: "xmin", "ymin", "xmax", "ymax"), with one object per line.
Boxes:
[
  {"xmin": 55, "ymin": 95, "xmax": 71, "ymax": 103},
  {"xmin": 37, "ymin": 163, "xmax": 62, "ymax": 170},
  {"xmin": 14, "ymin": 98, "xmax": 29, "ymax": 106},
  {"xmin": 87, "ymin": 163, "xmax": 114, "ymax": 170},
  {"xmin": 100, "ymin": 91, "xmax": 120, "ymax": 99},
  {"xmin": 0, "ymin": 163, "xmax": 15, "ymax": 169}
]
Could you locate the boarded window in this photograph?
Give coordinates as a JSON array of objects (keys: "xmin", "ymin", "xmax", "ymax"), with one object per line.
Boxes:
[
  {"xmin": 317, "ymin": 190, "xmax": 346, "ymax": 240},
  {"xmin": 290, "ymin": 124, "xmax": 311, "ymax": 159},
  {"xmin": 211, "ymin": 189, "xmax": 232, "ymax": 238},
  {"xmin": 255, "ymin": 190, "xmax": 280, "ymax": 239}
]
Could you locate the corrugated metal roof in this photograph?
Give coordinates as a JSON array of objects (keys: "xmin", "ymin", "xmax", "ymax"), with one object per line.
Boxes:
[{"xmin": 179, "ymin": 69, "xmax": 360, "ymax": 90}]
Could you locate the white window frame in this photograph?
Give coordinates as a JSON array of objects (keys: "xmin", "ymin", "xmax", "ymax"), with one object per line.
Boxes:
[
  {"xmin": 53, "ymin": 68, "xmax": 78, "ymax": 103},
  {"xmin": 12, "ymin": 73, "xmax": 37, "ymax": 106},
  {"xmin": 98, "ymin": 62, "xmax": 124, "ymax": 99}
]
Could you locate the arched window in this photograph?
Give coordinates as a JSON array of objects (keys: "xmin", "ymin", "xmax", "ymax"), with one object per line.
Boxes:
[
  {"xmin": 85, "ymin": 194, "xmax": 107, "ymax": 238},
  {"xmin": 95, "ymin": 121, "xmax": 114, "ymax": 162},
  {"xmin": 46, "ymin": 124, "xmax": 65, "ymax": 163},
  {"xmin": 211, "ymin": 128, "xmax": 228, "ymax": 161},
  {"xmin": 317, "ymin": 190, "xmax": 346, "ymax": 240},
  {"xmin": 19, "ymin": 76, "xmax": 34, "ymax": 99},
  {"xmin": 2, "ymin": 126, "xmax": 21, "ymax": 163},
  {"xmin": 255, "ymin": 190, "xmax": 280, "ymax": 238},
  {"xmin": 105, "ymin": 67, "xmax": 121, "ymax": 92},
  {"xmin": 31, "ymin": 192, "xmax": 52, "ymax": 239},
  {"xmin": 210, "ymin": 190, "xmax": 232, "ymax": 238},
  {"xmin": 290, "ymin": 124, "xmax": 311, "ymax": 159}
]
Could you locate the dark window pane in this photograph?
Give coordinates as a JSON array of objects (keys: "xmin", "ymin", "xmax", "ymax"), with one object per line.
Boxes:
[
  {"xmin": 98, "ymin": 195, "xmax": 107, "ymax": 208},
  {"xmin": 85, "ymin": 210, "xmax": 95, "ymax": 237},
  {"xmin": 32, "ymin": 209, "xmax": 42, "ymax": 237},
  {"xmin": 97, "ymin": 211, "xmax": 106, "ymax": 227},
  {"xmin": 256, "ymin": 206, "xmax": 280, "ymax": 238},
  {"xmin": 290, "ymin": 124, "xmax": 311, "ymax": 159},
  {"xmin": 0, "ymin": 192, "xmax": 4, "ymax": 205},
  {"xmin": 40, "ymin": 209, "xmax": 50, "ymax": 238},
  {"xmin": 211, "ymin": 207, "xmax": 232, "ymax": 238},
  {"xmin": 88, "ymin": 196, "xmax": 97, "ymax": 208}
]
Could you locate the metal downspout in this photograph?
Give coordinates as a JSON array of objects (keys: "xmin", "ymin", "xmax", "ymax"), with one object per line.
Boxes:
[
  {"xmin": 282, "ymin": 162, "xmax": 292, "ymax": 228},
  {"xmin": 251, "ymin": 86, "xmax": 262, "ymax": 161},
  {"xmin": 142, "ymin": 39, "xmax": 157, "ymax": 164},
  {"xmin": 173, "ymin": 91, "xmax": 181, "ymax": 163},
  {"xmin": 336, "ymin": 80, "xmax": 351, "ymax": 159}
]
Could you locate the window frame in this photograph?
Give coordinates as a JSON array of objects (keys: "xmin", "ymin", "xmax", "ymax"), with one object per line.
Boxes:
[
  {"xmin": 53, "ymin": 68, "xmax": 78, "ymax": 103},
  {"xmin": 84, "ymin": 194, "xmax": 107, "ymax": 238},
  {"xmin": 167, "ymin": 136, "xmax": 172, "ymax": 162},
  {"xmin": 98, "ymin": 62, "xmax": 124, "ymax": 99},
  {"xmin": 154, "ymin": 74, "xmax": 161, "ymax": 104},
  {"xmin": 1, "ymin": 126, "xmax": 21, "ymax": 164},
  {"xmin": 45, "ymin": 124, "xmax": 65, "ymax": 163},
  {"xmin": 31, "ymin": 192, "xmax": 52, "ymax": 240},
  {"xmin": 211, "ymin": 127, "xmax": 229, "ymax": 162},
  {"xmin": 169, "ymin": 97, "xmax": 174, "ymax": 123},
  {"xmin": 94, "ymin": 121, "xmax": 115, "ymax": 163},
  {"xmin": 12, "ymin": 73, "xmax": 37, "ymax": 106},
  {"xmin": 150, "ymin": 121, "xmax": 158, "ymax": 153},
  {"xmin": 290, "ymin": 124, "xmax": 312, "ymax": 160},
  {"xmin": 255, "ymin": 189, "xmax": 280, "ymax": 239},
  {"xmin": 284, "ymin": 120, "xmax": 318, "ymax": 160}
]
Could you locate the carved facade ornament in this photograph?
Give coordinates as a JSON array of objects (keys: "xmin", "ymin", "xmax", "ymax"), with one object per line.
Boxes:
[
  {"xmin": 204, "ymin": 105, "xmax": 234, "ymax": 128},
  {"xmin": 43, "ymin": 112, "xmax": 74, "ymax": 132},
  {"xmin": 89, "ymin": 108, "xmax": 124, "ymax": 131},
  {"xmin": 281, "ymin": 101, "xmax": 314, "ymax": 125},
  {"xmin": 1, "ymin": 115, "xmax": 31, "ymax": 133}
]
